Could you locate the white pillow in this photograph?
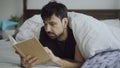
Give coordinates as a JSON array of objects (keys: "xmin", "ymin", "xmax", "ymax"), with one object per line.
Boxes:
[
  {"xmin": 68, "ymin": 12, "xmax": 120, "ymax": 59},
  {"xmin": 100, "ymin": 19, "xmax": 120, "ymax": 28},
  {"xmin": 100, "ymin": 19, "xmax": 120, "ymax": 44}
]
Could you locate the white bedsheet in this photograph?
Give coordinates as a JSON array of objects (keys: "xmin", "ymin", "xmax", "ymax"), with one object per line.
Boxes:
[{"xmin": 0, "ymin": 40, "xmax": 60, "ymax": 68}]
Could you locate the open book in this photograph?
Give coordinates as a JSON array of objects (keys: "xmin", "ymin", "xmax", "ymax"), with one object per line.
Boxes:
[{"xmin": 8, "ymin": 35, "xmax": 50, "ymax": 64}]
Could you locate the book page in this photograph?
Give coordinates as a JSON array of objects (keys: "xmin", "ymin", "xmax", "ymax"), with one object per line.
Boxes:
[{"xmin": 8, "ymin": 35, "xmax": 17, "ymax": 45}]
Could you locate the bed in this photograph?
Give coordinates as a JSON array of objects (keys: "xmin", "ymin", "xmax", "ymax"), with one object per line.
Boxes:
[{"xmin": 0, "ymin": 0, "xmax": 120, "ymax": 68}]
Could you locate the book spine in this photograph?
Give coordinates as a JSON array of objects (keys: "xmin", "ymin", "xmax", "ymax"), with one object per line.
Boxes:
[{"xmin": 13, "ymin": 46, "xmax": 26, "ymax": 58}]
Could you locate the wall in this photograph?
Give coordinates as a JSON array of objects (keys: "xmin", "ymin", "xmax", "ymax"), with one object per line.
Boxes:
[
  {"xmin": 118, "ymin": 0, "xmax": 120, "ymax": 9},
  {"xmin": 0, "ymin": 0, "xmax": 119, "ymax": 22},
  {"xmin": 27, "ymin": 0, "xmax": 119, "ymax": 9},
  {"xmin": 0, "ymin": 0, "xmax": 23, "ymax": 21},
  {"xmin": 16, "ymin": 0, "xmax": 23, "ymax": 17}
]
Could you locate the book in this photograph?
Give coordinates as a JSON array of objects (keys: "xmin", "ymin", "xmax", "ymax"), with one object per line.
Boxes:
[{"xmin": 8, "ymin": 35, "xmax": 50, "ymax": 64}]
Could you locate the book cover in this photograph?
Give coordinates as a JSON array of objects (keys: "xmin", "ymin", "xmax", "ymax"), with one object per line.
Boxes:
[{"xmin": 8, "ymin": 35, "xmax": 50, "ymax": 64}]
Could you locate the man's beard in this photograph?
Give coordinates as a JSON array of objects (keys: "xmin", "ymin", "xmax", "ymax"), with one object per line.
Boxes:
[{"xmin": 47, "ymin": 32, "xmax": 64, "ymax": 39}]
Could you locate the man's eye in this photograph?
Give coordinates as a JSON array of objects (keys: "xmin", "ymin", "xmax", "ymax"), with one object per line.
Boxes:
[
  {"xmin": 50, "ymin": 23, "xmax": 55, "ymax": 26},
  {"xmin": 44, "ymin": 23, "xmax": 47, "ymax": 26},
  {"xmin": 50, "ymin": 24, "xmax": 54, "ymax": 26}
]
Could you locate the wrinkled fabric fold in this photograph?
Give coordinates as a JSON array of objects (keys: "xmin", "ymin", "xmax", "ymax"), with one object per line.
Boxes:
[{"xmin": 82, "ymin": 49, "xmax": 120, "ymax": 68}]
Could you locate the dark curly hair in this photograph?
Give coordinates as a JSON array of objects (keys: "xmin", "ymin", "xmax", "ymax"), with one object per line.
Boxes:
[{"xmin": 41, "ymin": 2, "xmax": 68, "ymax": 21}]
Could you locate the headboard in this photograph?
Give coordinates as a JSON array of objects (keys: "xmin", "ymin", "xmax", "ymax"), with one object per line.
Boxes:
[{"xmin": 23, "ymin": 0, "xmax": 120, "ymax": 21}]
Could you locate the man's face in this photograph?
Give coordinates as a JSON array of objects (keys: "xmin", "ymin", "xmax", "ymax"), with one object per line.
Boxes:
[{"xmin": 44, "ymin": 14, "xmax": 67, "ymax": 39}]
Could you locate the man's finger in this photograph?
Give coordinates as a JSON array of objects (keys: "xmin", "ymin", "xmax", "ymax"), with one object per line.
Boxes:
[
  {"xmin": 31, "ymin": 58, "xmax": 39, "ymax": 66},
  {"xmin": 28, "ymin": 56, "xmax": 38, "ymax": 64}
]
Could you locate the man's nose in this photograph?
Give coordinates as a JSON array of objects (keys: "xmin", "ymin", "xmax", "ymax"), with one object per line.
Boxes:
[{"xmin": 45, "ymin": 25, "xmax": 51, "ymax": 32}]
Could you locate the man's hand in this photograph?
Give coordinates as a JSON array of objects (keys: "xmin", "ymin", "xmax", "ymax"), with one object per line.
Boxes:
[
  {"xmin": 44, "ymin": 47, "xmax": 58, "ymax": 62},
  {"xmin": 15, "ymin": 51, "xmax": 39, "ymax": 68},
  {"xmin": 21, "ymin": 55, "xmax": 39, "ymax": 68},
  {"xmin": 15, "ymin": 47, "xmax": 57, "ymax": 68}
]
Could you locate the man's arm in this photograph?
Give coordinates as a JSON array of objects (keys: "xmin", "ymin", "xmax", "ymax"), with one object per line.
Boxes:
[
  {"xmin": 45, "ymin": 46, "xmax": 84, "ymax": 68},
  {"xmin": 52, "ymin": 56, "xmax": 82, "ymax": 68},
  {"xmin": 75, "ymin": 46, "xmax": 85, "ymax": 63}
]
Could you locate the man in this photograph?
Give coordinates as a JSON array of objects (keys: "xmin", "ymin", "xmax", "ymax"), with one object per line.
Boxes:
[{"xmin": 18, "ymin": 2, "xmax": 84, "ymax": 68}]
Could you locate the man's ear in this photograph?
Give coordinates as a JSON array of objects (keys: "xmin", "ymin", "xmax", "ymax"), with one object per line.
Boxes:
[{"xmin": 62, "ymin": 18, "xmax": 68, "ymax": 28}]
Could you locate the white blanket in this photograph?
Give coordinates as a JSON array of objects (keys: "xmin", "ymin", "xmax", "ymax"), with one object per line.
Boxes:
[
  {"xmin": 15, "ymin": 15, "xmax": 44, "ymax": 41},
  {"xmin": 15, "ymin": 12, "xmax": 120, "ymax": 59},
  {"xmin": 68, "ymin": 12, "xmax": 120, "ymax": 58}
]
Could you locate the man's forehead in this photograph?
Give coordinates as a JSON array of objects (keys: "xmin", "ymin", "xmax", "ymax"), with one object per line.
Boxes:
[{"xmin": 44, "ymin": 15, "xmax": 60, "ymax": 22}]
